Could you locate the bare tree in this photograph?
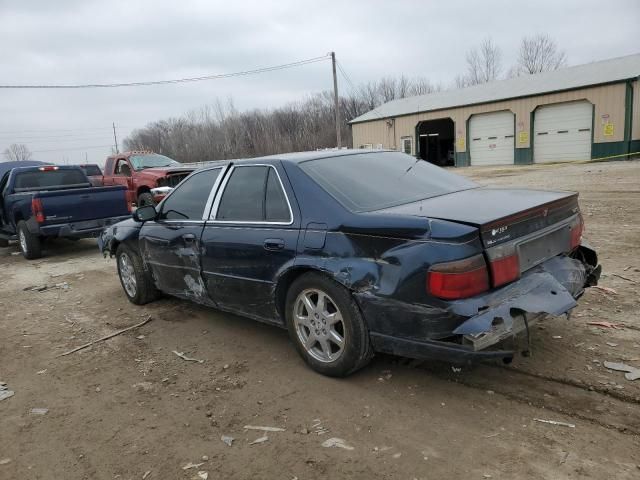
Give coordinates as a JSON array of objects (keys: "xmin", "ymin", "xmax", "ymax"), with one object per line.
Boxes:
[
  {"xmin": 3, "ymin": 143, "xmax": 33, "ymax": 162},
  {"xmin": 513, "ymin": 34, "xmax": 567, "ymax": 75},
  {"xmin": 460, "ymin": 37, "xmax": 503, "ymax": 86}
]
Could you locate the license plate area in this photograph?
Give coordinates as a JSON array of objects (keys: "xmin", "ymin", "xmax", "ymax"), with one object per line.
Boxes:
[
  {"xmin": 71, "ymin": 220, "xmax": 100, "ymax": 231},
  {"xmin": 517, "ymin": 225, "xmax": 571, "ymax": 272}
]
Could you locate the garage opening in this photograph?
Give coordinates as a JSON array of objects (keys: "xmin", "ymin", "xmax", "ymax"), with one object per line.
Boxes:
[{"xmin": 417, "ymin": 118, "xmax": 455, "ymax": 166}]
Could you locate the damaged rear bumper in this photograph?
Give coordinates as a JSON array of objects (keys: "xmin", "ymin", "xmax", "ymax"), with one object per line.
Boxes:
[{"xmin": 365, "ymin": 244, "xmax": 600, "ymax": 363}]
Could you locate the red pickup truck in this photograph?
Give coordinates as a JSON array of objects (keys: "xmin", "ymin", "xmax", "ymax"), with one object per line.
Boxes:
[{"xmin": 101, "ymin": 151, "xmax": 194, "ymax": 206}]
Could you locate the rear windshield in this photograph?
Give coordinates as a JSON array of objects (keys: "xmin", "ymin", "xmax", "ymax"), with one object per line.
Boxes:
[
  {"xmin": 130, "ymin": 154, "xmax": 179, "ymax": 170},
  {"xmin": 80, "ymin": 165, "xmax": 102, "ymax": 176},
  {"xmin": 299, "ymin": 152, "xmax": 478, "ymax": 212},
  {"xmin": 14, "ymin": 169, "xmax": 89, "ymax": 191}
]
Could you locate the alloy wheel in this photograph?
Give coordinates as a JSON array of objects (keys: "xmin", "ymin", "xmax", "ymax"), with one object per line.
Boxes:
[
  {"xmin": 119, "ymin": 252, "xmax": 137, "ymax": 297},
  {"xmin": 293, "ymin": 288, "xmax": 346, "ymax": 363}
]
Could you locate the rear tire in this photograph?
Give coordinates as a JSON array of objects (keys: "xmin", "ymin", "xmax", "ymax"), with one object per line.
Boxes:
[
  {"xmin": 137, "ymin": 192, "xmax": 155, "ymax": 207},
  {"xmin": 116, "ymin": 244, "xmax": 160, "ymax": 305},
  {"xmin": 285, "ymin": 272, "xmax": 373, "ymax": 377},
  {"xmin": 17, "ymin": 221, "xmax": 42, "ymax": 259}
]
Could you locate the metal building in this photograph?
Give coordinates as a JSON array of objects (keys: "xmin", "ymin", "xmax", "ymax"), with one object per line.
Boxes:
[{"xmin": 350, "ymin": 54, "xmax": 640, "ymax": 167}]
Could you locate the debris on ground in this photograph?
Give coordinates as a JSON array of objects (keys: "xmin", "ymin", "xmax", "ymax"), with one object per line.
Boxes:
[
  {"xmin": 36, "ymin": 369, "xmax": 47, "ymax": 375},
  {"xmin": 0, "ymin": 458, "xmax": 11, "ymax": 465},
  {"xmin": 172, "ymin": 350, "xmax": 204, "ymax": 363},
  {"xmin": 611, "ymin": 273, "xmax": 636, "ymax": 283},
  {"xmin": 392, "ymin": 452, "xmax": 402, "ymax": 459},
  {"xmin": 195, "ymin": 472, "xmax": 208, "ymax": 480},
  {"xmin": 0, "ymin": 382, "xmax": 14, "ymax": 402},
  {"xmin": 533, "ymin": 418, "xmax": 575, "ymax": 428},
  {"xmin": 606, "ymin": 342, "xmax": 619, "ymax": 347},
  {"xmin": 221, "ymin": 435, "xmax": 234, "ymax": 446},
  {"xmin": 30, "ymin": 408, "xmax": 49, "ymax": 415},
  {"xmin": 321, "ymin": 438, "xmax": 354, "ymax": 451},
  {"xmin": 586, "ymin": 321, "xmax": 625, "ymax": 329},
  {"xmin": 603, "ymin": 361, "xmax": 640, "ymax": 381},
  {"xmin": 592, "ymin": 285, "xmax": 617, "ymax": 295},
  {"xmin": 182, "ymin": 462, "xmax": 204, "ymax": 470},
  {"xmin": 451, "ymin": 366, "xmax": 462, "ymax": 373},
  {"xmin": 243, "ymin": 425, "xmax": 286, "ymax": 432},
  {"xmin": 249, "ymin": 435, "xmax": 269, "ymax": 445},
  {"xmin": 57, "ymin": 316, "xmax": 153, "ymax": 357},
  {"xmin": 142, "ymin": 471, "xmax": 151, "ymax": 479},
  {"xmin": 23, "ymin": 282, "xmax": 69, "ymax": 292},
  {"xmin": 310, "ymin": 419, "xmax": 329, "ymax": 435},
  {"xmin": 552, "ymin": 335, "xmax": 562, "ymax": 339}
]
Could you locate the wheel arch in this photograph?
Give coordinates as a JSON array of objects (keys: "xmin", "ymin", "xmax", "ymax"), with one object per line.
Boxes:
[{"xmin": 274, "ymin": 265, "xmax": 362, "ymax": 321}]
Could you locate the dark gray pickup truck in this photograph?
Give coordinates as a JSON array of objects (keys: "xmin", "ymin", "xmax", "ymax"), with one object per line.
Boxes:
[{"xmin": 0, "ymin": 164, "xmax": 131, "ymax": 259}]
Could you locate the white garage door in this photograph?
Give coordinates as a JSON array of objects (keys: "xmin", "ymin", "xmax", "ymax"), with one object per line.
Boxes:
[
  {"xmin": 469, "ymin": 111, "xmax": 515, "ymax": 166},
  {"xmin": 534, "ymin": 101, "xmax": 592, "ymax": 163}
]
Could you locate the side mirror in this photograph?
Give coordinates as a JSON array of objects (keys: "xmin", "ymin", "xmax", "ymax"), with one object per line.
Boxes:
[{"xmin": 133, "ymin": 205, "xmax": 157, "ymax": 222}]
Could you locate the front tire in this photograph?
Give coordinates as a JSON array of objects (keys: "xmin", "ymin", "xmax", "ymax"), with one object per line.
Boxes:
[
  {"xmin": 17, "ymin": 221, "xmax": 42, "ymax": 259},
  {"xmin": 116, "ymin": 244, "xmax": 160, "ymax": 305},
  {"xmin": 285, "ymin": 272, "xmax": 373, "ymax": 377},
  {"xmin": 137, "ymin": 192, "xmax": 155, "ymax": 207}
]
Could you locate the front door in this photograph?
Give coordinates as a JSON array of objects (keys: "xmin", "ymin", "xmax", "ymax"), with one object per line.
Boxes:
[
  {"xmin": 200, "ymin": 163, "xmax": 299, "ymax": 322},
  {"xmin": 139, "ymin": 166, "xmax": 224, "ymax": 304}
]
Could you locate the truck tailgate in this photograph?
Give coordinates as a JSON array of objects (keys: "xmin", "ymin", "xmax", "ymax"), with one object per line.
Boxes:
[{"xmin": 36, "ymin": 186, "xmax": 129, "ymax": 224}]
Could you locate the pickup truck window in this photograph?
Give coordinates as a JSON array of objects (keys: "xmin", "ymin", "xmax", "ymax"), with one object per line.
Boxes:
[
  {"xmin": 130, "ymin": 154, "xmax": 179, "ymax": 171},
  {"xmin": 159, "ymin": 168, "xmax": 222, "ymax": 221},
  {"xmin": 115, "ymin": 159, "xmax": 131, "ymax": 176},
  {"xmin": 80, "ymin": 165, "xmax": 102, "ymax": 176},
  {"xmin": 13, "ymin": 169, "xmax": 89, "ymax": 192}
]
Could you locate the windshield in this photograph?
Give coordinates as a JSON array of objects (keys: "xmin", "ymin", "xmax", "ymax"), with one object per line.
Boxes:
[
  {"xmin": 129, "ymin": 154, "xmax": 179, "ymax": 171},
  {"xmin": 299, "ymin": 151, "xmax": 478, "ymax": 212}
]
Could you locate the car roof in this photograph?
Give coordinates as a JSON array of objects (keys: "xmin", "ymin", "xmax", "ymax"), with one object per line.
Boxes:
[{"xmin": 212, "ymin": 149, "xmax": 395, "ymax": 167}]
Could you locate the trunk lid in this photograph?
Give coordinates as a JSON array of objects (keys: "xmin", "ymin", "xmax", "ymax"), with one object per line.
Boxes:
[{"xmin": 377, "ymin": 187, "xmax": 579, "ymax": 248}]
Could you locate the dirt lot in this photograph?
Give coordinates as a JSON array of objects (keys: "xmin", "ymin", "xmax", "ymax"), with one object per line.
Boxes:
[{"xmin": 1, "ymin": 160, "xmax": 639, "ymax": 480}]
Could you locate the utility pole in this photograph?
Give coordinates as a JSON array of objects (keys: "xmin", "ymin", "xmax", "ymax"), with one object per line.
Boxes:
[
  {"xmin": 330, "ymin": 51, "xmax": 341, "ymax": 148},
  {"xmin": 112, "ymin": 122, "xmax": 119, "ymax": 154}
]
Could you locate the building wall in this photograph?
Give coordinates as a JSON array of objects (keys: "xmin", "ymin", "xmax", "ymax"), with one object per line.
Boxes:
[
  {"xmin": 632, "ymin": 80, "xmax": 640, "ymax": 141},
  {"xmin": 351, "ymin": 82, "xmax": 629, "ymax": 163}
]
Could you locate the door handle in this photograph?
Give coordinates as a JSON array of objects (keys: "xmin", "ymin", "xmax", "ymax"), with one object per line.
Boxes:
[
  {"xmin": 263, "ymin": 238, "xmax": 285, "ymax": 251},
  {"xmin": 182, "ymin": 233, "xmax": 196, "ymax": 243}
]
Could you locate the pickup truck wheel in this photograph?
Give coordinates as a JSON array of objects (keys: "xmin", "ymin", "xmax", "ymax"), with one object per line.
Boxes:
[
  {"xmin": 116, "ymin": 244, "xmax": 160, "ymax": 305},
  {"xmin": 285, "ymin": 272, "xmax": 373, "ymax": 377},
  {"xmin": 17, "ymin": 221, "xmax": 42, "ymax": 259},
  {"xmin": 137, "ymin": 192, "xmax": 155, "ymax": 207}
]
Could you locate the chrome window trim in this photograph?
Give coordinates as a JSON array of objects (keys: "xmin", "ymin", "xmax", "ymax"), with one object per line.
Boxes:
[
  {"xmin": 201, "ymin": 166, "xmax": 228, "ymax": 220},
  {"xmin": 209, "ymin": 164, "xmax": 294, "ymax": 226},
  {"xmin": 155, "ymin": 165, "xmax": 225, "ymax": 222}
]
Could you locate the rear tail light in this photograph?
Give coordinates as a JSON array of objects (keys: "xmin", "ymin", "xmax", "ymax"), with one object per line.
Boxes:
[
  {"xmin": 569, "ymin": 214, "xmax": 584, "ymax": 250},
  {"xmin": 31, "ymin": 198, "xmax": 45, "ymax": 223},
  {"xmin": 126, "ymin": 200, "xmax": 133, "ymax": 213},
  {"xmin": 427, "ymin": 254, "xmax": 490, "ymax": 300},
  {"xmin": 489, "ymin": 253, "xmax": 520, "ymax": 287}
]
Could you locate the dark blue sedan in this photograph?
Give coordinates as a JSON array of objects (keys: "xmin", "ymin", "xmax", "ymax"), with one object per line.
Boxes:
[{"xmin": 100, "ymin": 150, "xmax": 600, "ymax": 376}]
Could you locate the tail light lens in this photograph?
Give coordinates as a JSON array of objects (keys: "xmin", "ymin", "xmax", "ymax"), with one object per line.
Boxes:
[
  {"xmin": 427, "ymin": 254, "xmax": 490, "ymax": 300},
  {"xmin": 489, "ymin": 253, "xmax": 520, "ymax": 287},
  {"xmin": 569, "ymin": 214, "xmax": 584, "ymax": 250},
  {"xmin": 31, "ymin": 198, "xmax": 45, "ymax": 223}
]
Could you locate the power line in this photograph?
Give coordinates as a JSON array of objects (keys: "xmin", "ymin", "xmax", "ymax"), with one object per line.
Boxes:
[
  {"xmin": 0, "ymin": 125, "xmax": 135, "ymax": 135},
  {"xmin": 0, "ymin": 55, "xmax": 330, "ymax": 89},
  {"xmin": 30, "ymin": 144, "xmax": 113, "ymax": 153}
]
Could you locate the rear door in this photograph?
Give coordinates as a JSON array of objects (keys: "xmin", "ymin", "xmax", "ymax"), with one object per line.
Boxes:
[
  {"xmin": 200, "ymin": 162, "xmax": 299, "ymax": 321},
  {"xmin": 139, "ymin": 166, "xmax": 225, "ymax": 302}
]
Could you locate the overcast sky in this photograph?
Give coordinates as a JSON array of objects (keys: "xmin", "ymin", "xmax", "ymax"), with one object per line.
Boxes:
[{"xmin": 1, "ymin": 0, "xmax": 638, "ymax": 164}]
